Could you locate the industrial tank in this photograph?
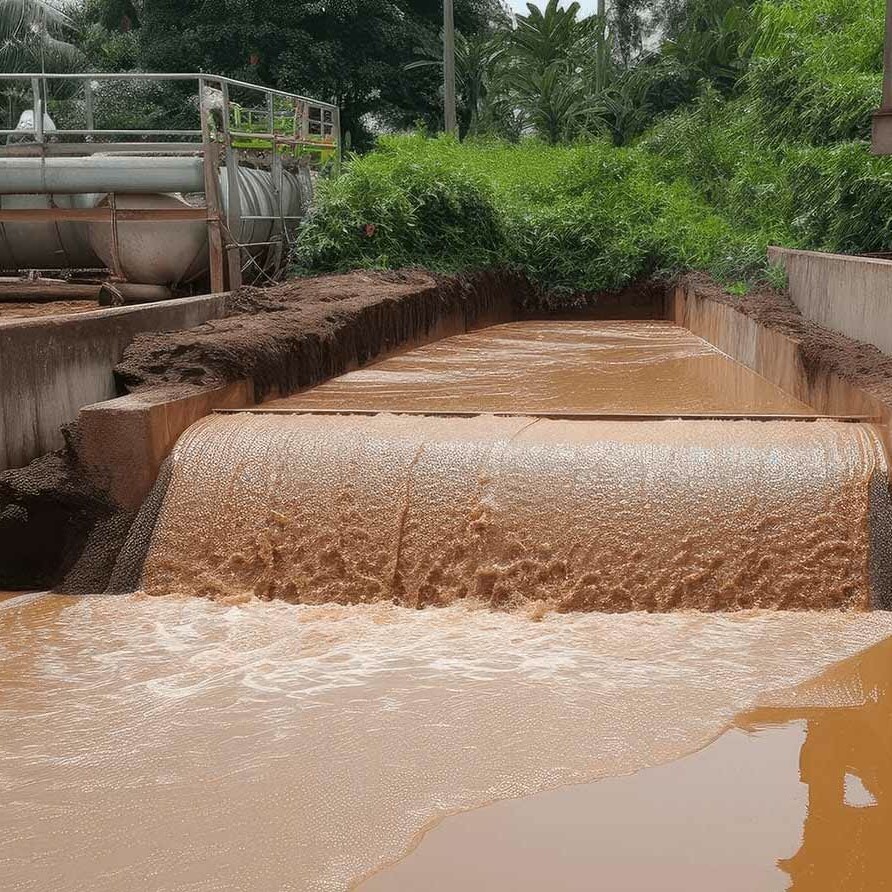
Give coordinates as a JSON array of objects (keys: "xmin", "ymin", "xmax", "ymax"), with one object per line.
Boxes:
[{"xmin": 0, "ymin": 155, "xmax": 310, "ymax": 285}]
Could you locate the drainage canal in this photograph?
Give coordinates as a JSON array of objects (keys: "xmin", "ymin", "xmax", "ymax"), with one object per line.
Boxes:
[{"xmin": 2, "ymin": 319, "xmax": 891, "ymax": 890}]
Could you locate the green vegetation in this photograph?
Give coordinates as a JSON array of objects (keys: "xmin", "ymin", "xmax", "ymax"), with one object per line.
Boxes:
[
  {"xmin": 9, "ymin": 0, "xmax": 888, "ymax": 293},
  {"xmin": 1, "ymin": 1, "xmax": 83, "ymax": 128},
  {"xmin": 295, "ymin": 135, "xmax": 738, "ymax": 292},
  {"xmin": 296, "ymin": 0, "xmax": 892, "ymax": 293}
]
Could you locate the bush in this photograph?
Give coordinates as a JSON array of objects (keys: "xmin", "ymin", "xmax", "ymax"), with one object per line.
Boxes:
[
  {"xmin": 297, "ymin": 137, "xmax": 507, "ymax": 273},
  {"xmin": 295, "ymin": 0, "xmax": 892, "ymax": 295},
  {"xmin": 296, "ymin": 134, "xmax": 739, "ymax": 291}
]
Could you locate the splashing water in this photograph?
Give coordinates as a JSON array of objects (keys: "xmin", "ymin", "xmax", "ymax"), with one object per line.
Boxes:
[{"xmin": 1, "ymin": 596, "xmax": 891, "ymax": 890}]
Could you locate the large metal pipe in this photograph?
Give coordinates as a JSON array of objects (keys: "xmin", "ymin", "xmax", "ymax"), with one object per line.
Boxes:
[
  {"xmin": 0, "ymin": 193, "xmax": 101, "ymax": 269},
  {"xmin": 0, "ymin": 162, "xmax": 311, "ymax": 284},
  {"xmin": 0, "ymin": 157, "xmax": 205, "ymax": 195}
]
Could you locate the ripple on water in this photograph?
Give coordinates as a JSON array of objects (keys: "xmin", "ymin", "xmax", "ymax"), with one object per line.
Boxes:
[{"xmin": 1, "ymin": 595, "xmax": 891, "ymax": 891}]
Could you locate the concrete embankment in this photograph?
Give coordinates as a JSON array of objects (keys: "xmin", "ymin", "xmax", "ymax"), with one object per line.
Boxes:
[{"xmin": 0, "ymin": 294, "xmax": 229, "ymax": 472}]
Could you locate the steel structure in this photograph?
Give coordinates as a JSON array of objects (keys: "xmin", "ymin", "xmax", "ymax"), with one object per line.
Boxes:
[{"xmin": 0, "ymin": 73, "xmax": 341, "ymax": 294}]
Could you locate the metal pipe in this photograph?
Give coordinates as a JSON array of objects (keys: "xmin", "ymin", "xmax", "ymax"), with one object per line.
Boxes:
[
  {"xmin": 98, "ymin": 282, "xmax": 173, "ymax": 305},
  {"xmin": 30, "ymin": 78, "xmax": 43, "ymax": 144},
  {"xmin": 0, "ymin": 157, "xmax": 205, "ymax": 194},
  {"xmin": 0, "ymin": 144, "xmax": 204, "ymax": 156},
  {"xmin": 0, "ymin": 129, "xmax": 203, "ymax": 137},
  {"xmin": 84, "ymin": 82, "xmax": 94, "ymax": 135}
]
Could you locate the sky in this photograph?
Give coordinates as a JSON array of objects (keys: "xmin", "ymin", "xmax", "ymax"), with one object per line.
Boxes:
[{"xmin": 508, "ymin": 0, "xmax": 601, "ymax": 14}]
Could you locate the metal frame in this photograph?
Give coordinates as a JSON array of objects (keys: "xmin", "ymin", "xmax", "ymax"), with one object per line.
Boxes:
[{"xmin": 0, "ymin": 72, "xmax": 342, "ymax": 294}]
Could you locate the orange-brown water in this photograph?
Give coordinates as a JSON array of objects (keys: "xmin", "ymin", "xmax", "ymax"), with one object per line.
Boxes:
[
  {"xmin": 264, "ymin": 321, "xmax": 814, "ymax": 415},
  {"xmin": 5, "ymin": 320, "xmax": 889, "ymax": 889},
  {"xmin": 2, "ymin": 595, "xmax": 891, "ymax": 891},
  {"xmin": 142, "ymin": 412, "xmax": 882, "ymax": 609},
  {"xmin": 362, "ymin": 634, "xmax": 892, "ymax": 892}
]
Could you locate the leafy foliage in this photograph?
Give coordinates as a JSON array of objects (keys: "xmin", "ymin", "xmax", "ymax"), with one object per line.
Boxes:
[
  {"xmin": 0, "ymin": 0, "xmax": 83, "ymax": 127},
  {"xmin": 77, "ymin": 0, "xmax": 505, "ymax": 150},
  {"xmin": 298, "ymin": 0, "xmax": 892, "ymax": 293},
  {"xmin": 295, "ymin": 134, "xmax": 739, "ymax": 291}
]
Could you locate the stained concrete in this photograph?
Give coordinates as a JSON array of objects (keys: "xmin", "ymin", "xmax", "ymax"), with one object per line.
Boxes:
[
  {"xmin": 0, "ymin": 293, "xmax": 229, "ymax": 472},
  {"xmin": 769, "ymin": 247, "xmax": 892, "ymax": 358}
]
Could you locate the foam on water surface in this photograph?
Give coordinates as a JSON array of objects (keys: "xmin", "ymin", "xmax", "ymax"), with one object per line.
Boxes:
[{"xmin": 1, "ymin": 596, "xmax": 891, "ymax": 890}]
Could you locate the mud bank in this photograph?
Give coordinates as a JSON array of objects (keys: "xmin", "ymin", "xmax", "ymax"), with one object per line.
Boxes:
[{"xmin": 115, "ymin": 270, "xmax": 531, "ymax": 399}]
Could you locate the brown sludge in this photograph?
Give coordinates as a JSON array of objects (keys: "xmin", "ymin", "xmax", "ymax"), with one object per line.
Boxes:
[
  {"xmin": 2, "ymin": 596, "xmax": 891, "ymax": 892},
  {"xmin": 0, "ymin": 299, "xmax": 98, "ymax": 321},
  {"xmin": 140, "ymin": 323, "xmax": 884, "ymax": 610},
  {"xmin": 362, "ymin": 633, "xmax": 892, "ymax": 892}
]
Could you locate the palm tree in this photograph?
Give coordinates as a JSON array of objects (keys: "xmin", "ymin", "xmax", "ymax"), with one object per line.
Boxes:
[
  {"xmin": 0, "ymin": 1, "xmax": 83, "ymax": 127},
  {"xmin": 513, "ymin": 61, "xmax": 591, "ymax": 144},
  {"xmin": 512, "ymin": 0, "xmax": 584, "ymax": 69},
  {"xmin": 506, "ymin": 0, "xmax": 591, "ymax": 142},
  {"xmin": 660, "ymin": 0, "xmax": 751, "ymax": 95},
  {"xmin": 588, "ymin": 66, "xmax": 654, "ymax": 145},
  {"xmin": 405, "ymin": 31, "xmax": 508, "ymax": 137}
]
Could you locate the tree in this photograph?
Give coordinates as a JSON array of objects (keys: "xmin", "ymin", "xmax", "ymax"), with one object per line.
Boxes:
[
  {"xmin": 80, "ymin": 0, "xmax": 504, "ymax": 150},
  {"xmin": 405, "ymin": 30, "xmax": 508, "ymax": 136},
  {"xmin": 0, "ymin": 1, "xmax": 83, "ymax": 127},
  {"xmin": 513, "ymin": 60, "xmax": 590, "ymax": 143},
  {"xmin": 507, "ymin": 0, "xmax": 590, "ymax": 142},
  {"xmin": 512, "ymin": 0, "xmax": 585, "ymax": 69},
  {"xmin": 662, "ymin": 1, "xmax": 752, "ymax": 95}
]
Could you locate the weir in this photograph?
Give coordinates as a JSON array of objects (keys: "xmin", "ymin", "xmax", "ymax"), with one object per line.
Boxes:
[
  {"xmin": 125, "ymin": 321, "xmax": 892, "ymax": 611},
  {"xmin": 6, "ymin": 292, "xmax": 892, "ymax": 891}
]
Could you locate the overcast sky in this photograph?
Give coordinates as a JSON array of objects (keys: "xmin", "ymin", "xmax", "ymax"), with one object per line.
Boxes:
[{"xmin": 507, "ymin": 0, "xmax": 600, "ymax": 14}]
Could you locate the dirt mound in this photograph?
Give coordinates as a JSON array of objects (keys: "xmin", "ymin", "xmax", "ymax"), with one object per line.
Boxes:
[{"xmin": 116, "ymin": 269, "xmax": 535, "ymax": 400}]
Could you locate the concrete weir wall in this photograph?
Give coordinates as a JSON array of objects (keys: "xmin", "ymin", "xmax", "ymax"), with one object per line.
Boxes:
[
  {"xmin": 769, "ymin": 247, "xmax": 892, "ymax": 356},
  {"xmin": 79, "ymin": 277, "xmax": 520, "ymax": 511},
  {"xmin": 0, "ymin": 294, "xmax": 228, "ymax": 472}
]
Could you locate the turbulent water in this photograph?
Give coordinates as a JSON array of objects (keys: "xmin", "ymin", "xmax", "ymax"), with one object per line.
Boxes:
[
  {"xmin": 5, "ymin": 320, "xmax": 888, "ymax": 889},
  {"xmin": 139, "ymin": 320, "xmax": 886, "ymax": 609},
  {"xmin": 141, "ymin": 413, "xmax": 884, "ymax": 609},
  {"xmin": 2, "ymin": 596, "xmax": 892, "ymax": 891}
]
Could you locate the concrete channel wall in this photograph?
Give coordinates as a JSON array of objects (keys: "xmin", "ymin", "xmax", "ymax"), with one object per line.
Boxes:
[
  {"xmin": 674, "ymin": 284, "xmax": 889, "ymax": 425},
  {"xmin": 768, "ymin": 247, "xmax": 892, "ymax": 356},
  {"xmin": 0, "ymin": 294, "xmax": 228, "ymax": 472}
]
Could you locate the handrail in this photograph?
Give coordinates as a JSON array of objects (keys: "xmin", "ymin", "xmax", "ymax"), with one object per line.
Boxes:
[
  {"xmin": 0, "ymin": 71, "xmax": 342, "ymax": 294},
  {"xmin": 0, "ymin": 72, "xmax": 339, "ymax": 111}
]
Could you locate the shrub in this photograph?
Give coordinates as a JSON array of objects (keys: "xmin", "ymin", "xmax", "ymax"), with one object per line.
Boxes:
[
  {"xmin": 295, "ymin": 0, "xmax": 892, "ymax": 295},
  {"xmin": 296, "ymin": 134, "xmax": 738, "ymax": 291}
]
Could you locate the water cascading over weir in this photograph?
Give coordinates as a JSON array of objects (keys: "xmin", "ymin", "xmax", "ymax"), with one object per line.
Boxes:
[{"xmin": 118, "ymin": 319, "xmax": 892, "ymax": 612}]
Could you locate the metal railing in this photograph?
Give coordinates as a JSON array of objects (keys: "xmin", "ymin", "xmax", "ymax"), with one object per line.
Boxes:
[{"xmin": 0, "ymin": 73, "xmax": 342, "ymax": 293}]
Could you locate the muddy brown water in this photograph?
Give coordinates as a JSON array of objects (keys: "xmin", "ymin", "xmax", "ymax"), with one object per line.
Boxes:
[
  {"xmin": 142, "ymin": 321, "xmax": 886, "ymax": 609},
  {"xmin": 143, "ymin": 413, "xmax": 883, "ymax": 610},
  {"xmin": 3, "ymin": 320, "xmax": 892, "ymax": 889},
  {"xmin": 2, "ymin": 596, "xmax": 892, "ymax": 891},
  {"xmin": 362, "ymin": 634, "xmax": 892, "ymax": 892},
  {"xmin": 264, "ymin": 320, "xmax": 814, "ymax": 415}
]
